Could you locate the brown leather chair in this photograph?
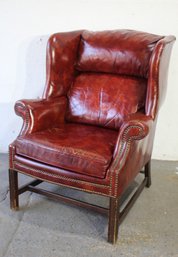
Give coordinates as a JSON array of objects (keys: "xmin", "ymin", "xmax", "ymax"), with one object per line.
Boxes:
[{"xmin": 9, "ymin": 30, "xmax": 175, "ymax": 243}]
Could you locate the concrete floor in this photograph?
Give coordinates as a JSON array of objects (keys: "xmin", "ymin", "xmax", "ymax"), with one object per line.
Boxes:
[{"xmin": 0, "ymin": 153, "xmax": 178, "ymax": 257}]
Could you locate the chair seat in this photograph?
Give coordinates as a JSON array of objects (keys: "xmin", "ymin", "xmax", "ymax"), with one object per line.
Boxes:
[{"xmin": 15, "ymin": 123, "xmax": 118, "ymax": 178}]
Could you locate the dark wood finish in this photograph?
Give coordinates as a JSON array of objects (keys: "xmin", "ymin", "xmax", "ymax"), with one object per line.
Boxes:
[
  {"xmin": 145, "ymin": 161, "xmax": 151, "ymax": 187},
  {"xmin": 10, "ymin": 169, "xmax": 148, "ymax": 244},
  {"xmin": 9, "ymin": 169, "xmax": 19, "ymax": 210},
  {"xmin": 108, "ymin": 197, "xmax": 120, "ymax": 244},
  {"xmin": 107, "ymin": 176, "xmax": 147, "ymax": 244},
  {"xmin": 27, "ymin": 185, "xmax": 109, "ymax": 215},
  {"xmin": 18, "ymin": 179, "xmax": 43, "ymax": 195},
  {"xmin": 119, "ymin": 177, "xmax": 147, "ymax": 225}
]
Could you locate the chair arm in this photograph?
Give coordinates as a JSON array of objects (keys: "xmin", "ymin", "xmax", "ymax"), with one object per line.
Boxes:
[
  {"xmin": 113, "ymin": 113, "xmax": 153, "ymax": 159},
  {"xmin": 15, "ymin": 96, "xmax": 67, "ymax": 135},
  {"xmin": 109, "ymin": 113, "xmax": 153, "ymax": 197}
]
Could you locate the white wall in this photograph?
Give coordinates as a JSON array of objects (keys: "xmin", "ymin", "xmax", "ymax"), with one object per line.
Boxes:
[{"xmin": 0, "ymin": 0, "xmax": 178, "ymax": 160}]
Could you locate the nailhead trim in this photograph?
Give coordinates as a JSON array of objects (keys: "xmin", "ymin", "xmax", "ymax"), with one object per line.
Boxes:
[
  {"xmin": 9, "ymin": 144, "xmax": 15, "ymax": 170},
  {"xmin": 14, "ymin": 161, "xmax": 109, "ymax": 188},
  {"xmin": 15, "ymin": 103, "xmax": 108, "ymax": 163},
  {"xmin": 15, "ymin": 103, "xmax": 30, "ymax": 135},
  {"xmin": 13, "ymin": 102, "xmax": 147, "ymax": 198},
  {"xmin": 109, "ymin": 125, "xmax": 145, "ymax": 196},
  {"xmin": 11, "ymin": 103, "xmax": 111, "ymax": 196},
  {"xmin": 13, "ymin": 164, "xmax": 110, "ymax": 197}
]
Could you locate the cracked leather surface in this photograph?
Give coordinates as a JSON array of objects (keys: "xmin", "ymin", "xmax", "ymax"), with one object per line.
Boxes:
[
  {"xmin": 77, "ymin": 30, "xmax": 163, "ymax": 78},
  {"xmin": 10, "ymin": 30, "xmax": 175, "ymax": 197},
  {"xmin": 15, "ymin": 123, "xmax": 118, "ymax": 179},
  {"xmin": 67, "ymin": 73, "xmax": 146, "ymax": 129}
]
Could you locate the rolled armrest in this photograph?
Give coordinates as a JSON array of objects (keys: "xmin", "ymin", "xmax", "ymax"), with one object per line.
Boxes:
[
  {"xmin": 113, "ymin": 113, "xmax": 153, "ymax": 159},
  {"xmin": 15, "ymin": 96, "xmax": 67, "ymax": 135}
]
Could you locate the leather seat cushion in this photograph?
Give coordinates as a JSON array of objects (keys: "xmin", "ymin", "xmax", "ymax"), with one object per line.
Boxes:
[{"xmin": 15, "ymin": 123, "xmax": 118, "ymax": 179}]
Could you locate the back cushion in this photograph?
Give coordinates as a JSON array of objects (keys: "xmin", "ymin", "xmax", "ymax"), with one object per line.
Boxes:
[
  {"xmin": 67, "ymin": 73, "xmax": 146, "ymax": 129},
  {"xmin": 76, "ymin": 30, "xmax": 163, "ymax": 78}
]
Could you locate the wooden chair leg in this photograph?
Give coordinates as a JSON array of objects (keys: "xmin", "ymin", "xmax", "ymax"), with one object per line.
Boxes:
[
  {"xmin": 108, "ymin": 197, "xmax": 120, "ymax": 244},
  {"xmin": 145, "ymin": 161, "xmax": 151, "ymax": 188},
  {"xmin": 9, "ymin": 169, "xmax": 19, "ymax": 210}
]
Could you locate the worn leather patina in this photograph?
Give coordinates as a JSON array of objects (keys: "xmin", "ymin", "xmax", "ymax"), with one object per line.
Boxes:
[{"xmin": 10, "ymin": 30, "xmax": 175, "ymax": 198}]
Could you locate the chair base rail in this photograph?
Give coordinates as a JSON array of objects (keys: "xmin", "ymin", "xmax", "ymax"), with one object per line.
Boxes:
[
  {"xmin": 25, "ymin": 184, "xmax": 109, "ymax": 215},
  {"xmin": 9, "ymin": 161, "xmax": 151, "ymax": 244},
  {"xmin": 17, "ymin": 177, "xmax": 147, "ymax": 221}
]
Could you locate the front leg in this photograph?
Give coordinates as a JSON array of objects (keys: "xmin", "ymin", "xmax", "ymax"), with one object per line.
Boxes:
[
  {"xmin": 108, "ymin": 197, "xmax": 120, "ymax": 244},
  {"xmin": 145, "ymin": 161, "xmax": 151, "ymax": 187},
  {"xmin": 9, "ymin": 169, "xmax": 19, "ymax": 210}
]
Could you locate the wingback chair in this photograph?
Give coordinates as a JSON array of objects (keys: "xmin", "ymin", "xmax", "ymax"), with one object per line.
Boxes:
[{"xmin": 9, "ymin": 30, "xmax": 175, "ymax": 243}]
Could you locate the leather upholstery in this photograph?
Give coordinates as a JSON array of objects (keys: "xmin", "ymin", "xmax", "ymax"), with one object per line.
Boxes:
[
  {"xmin": 67, "ymin": 73, "xmax": 146, "ymax": 129},
  {"xmin": 43, "ymin": 31, "xmax": 82, "ymax": 99},
  {"xmin": 9, "ymin": 29, "xmax": 176, "ymax": 198},
  {"xmin": 77, "ymin": 30, "xmax": 163, "ymax": 78},
  {"xmin": 15, "ymin": 123, "xmax": 118, "ymax": 178},
  {"xmin": 15, "ymin": 97, "xmax": 67, "ymax": 135},
  {"xmin": 146, "ymin": 36, "xmax": 175, "ymax": 118}
]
